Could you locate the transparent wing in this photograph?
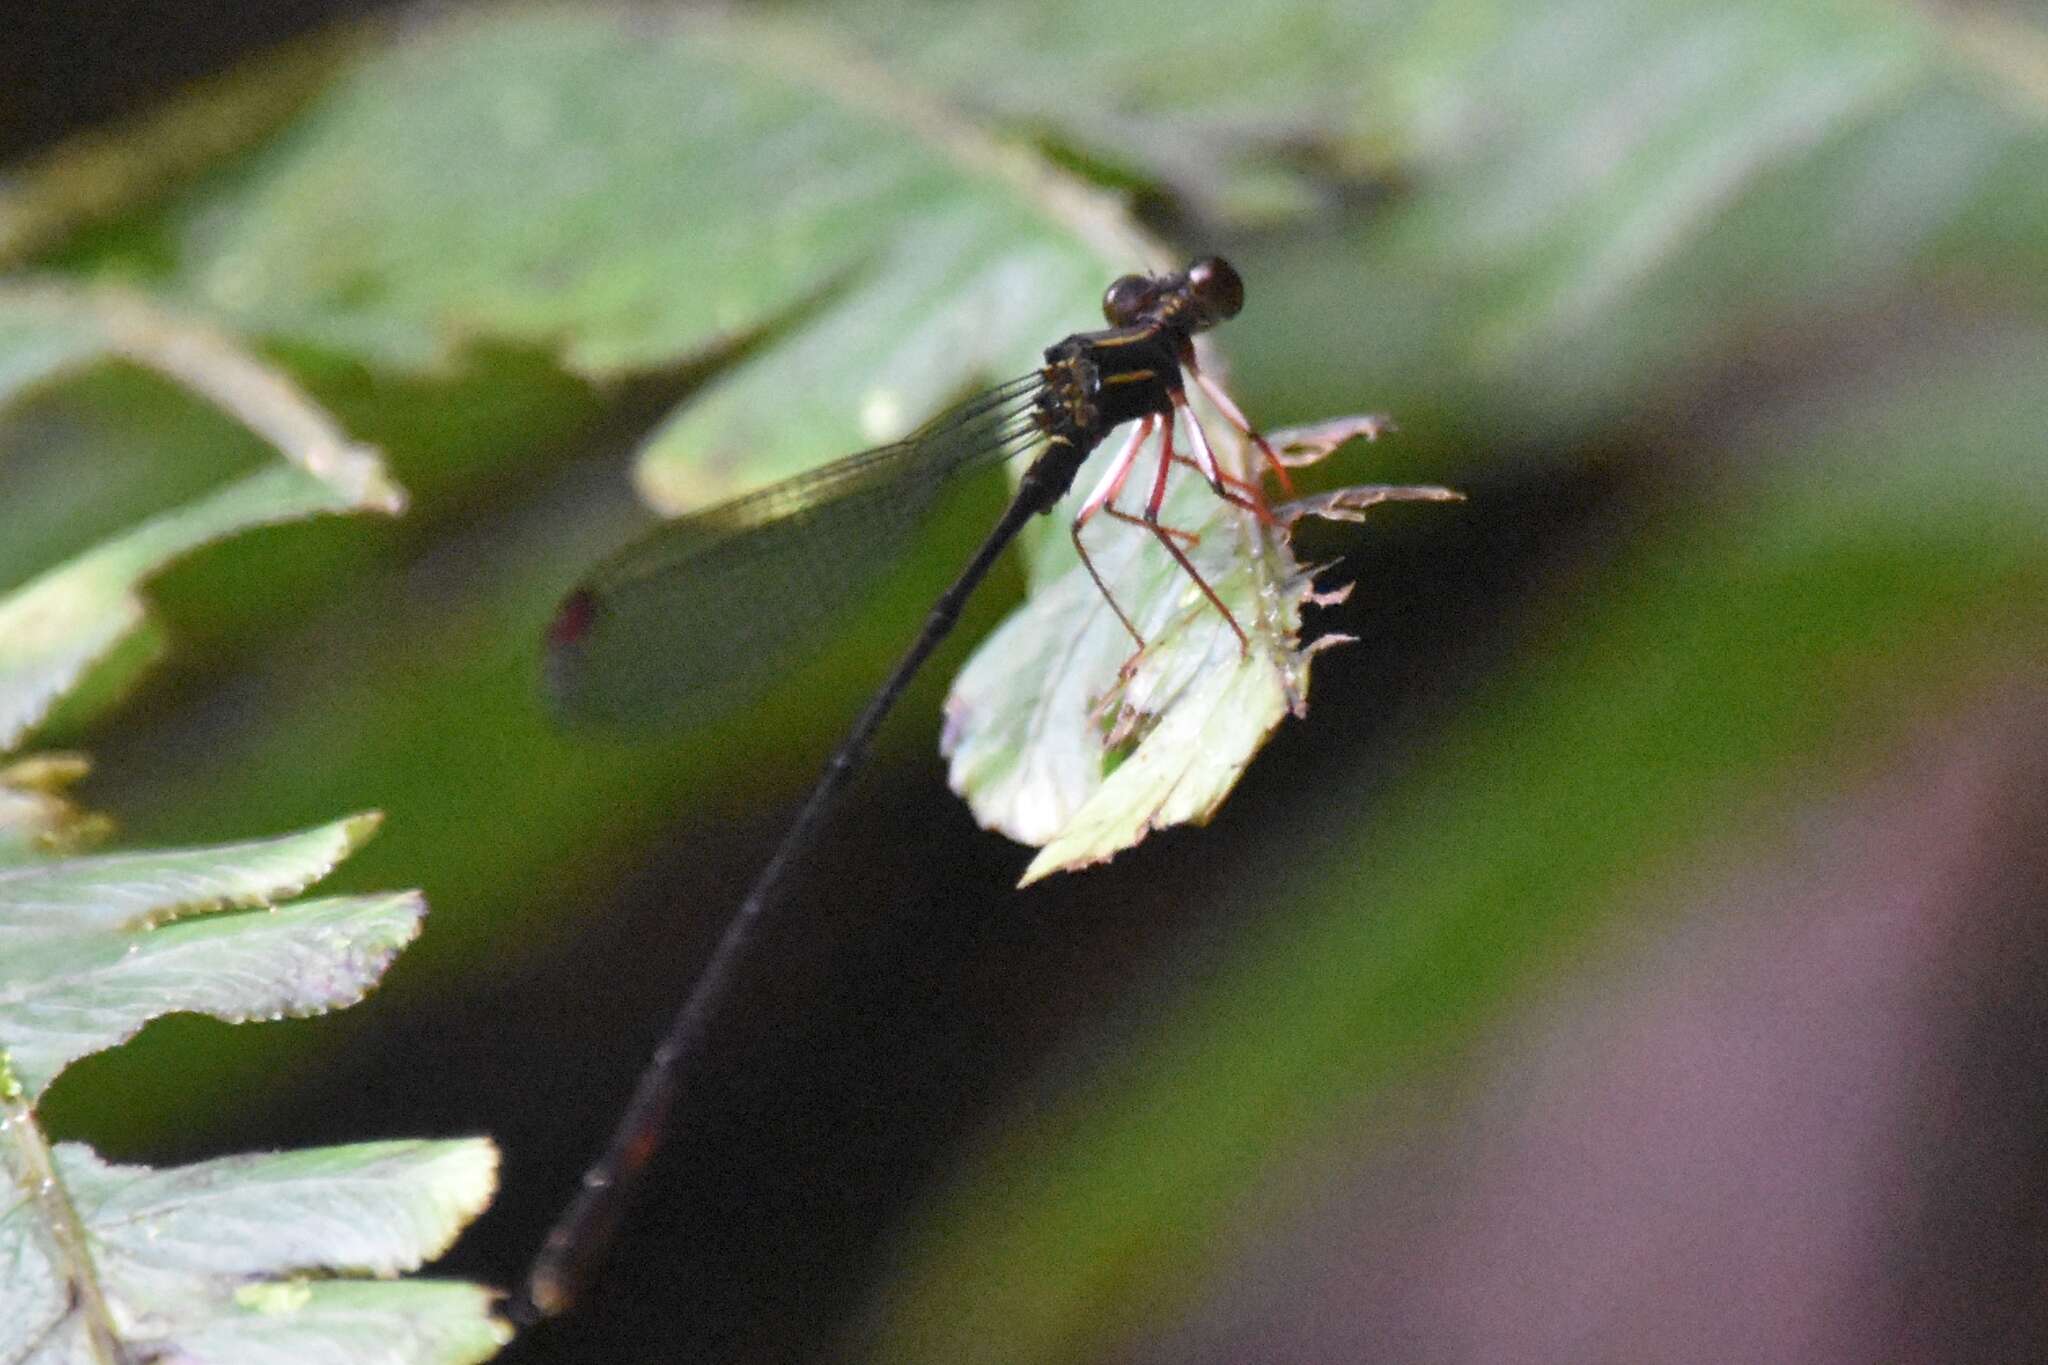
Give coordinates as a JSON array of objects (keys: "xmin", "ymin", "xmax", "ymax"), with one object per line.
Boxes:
[{"xmin": 545, "ymin": 375, "xmax": 1045, "ymax": 727}]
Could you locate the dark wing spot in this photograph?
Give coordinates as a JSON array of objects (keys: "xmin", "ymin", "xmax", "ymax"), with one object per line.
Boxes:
[{"xmin": 547, "ymin": 588, "xmax": 600, "ymax": 650}]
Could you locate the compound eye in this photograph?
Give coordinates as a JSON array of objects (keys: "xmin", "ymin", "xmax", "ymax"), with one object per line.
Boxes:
[
  {"xmin": 1186, "ymin": 257, "xmax": 1244, "ymax": 322},
  {"xmin": 1102, "ymin": 274, "xmax": 1158, "ymax": 326}
]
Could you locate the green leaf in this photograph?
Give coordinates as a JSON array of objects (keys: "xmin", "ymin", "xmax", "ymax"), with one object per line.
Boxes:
[
  {"xmin": 0, "ymin": 804, "xmax": 488, "ymax": 1361},
  {"xmin": 0, "ymin": 284, "xmax": 404, "ymax": 752},
  {"xmin": 0, "ymin": 464, "xmax": 367, "ymax": 751},
  {"xmin": 0, "ymin": 302, "xmax": 109, "ymax": 410},
  {"xmin": 159, "ymin": 9, "xmax": 1153, "ymax": 510},
  {"xmin": 946, "ymin": 415, "xmax": 1457, "ymax": 881},
  {"xmin": 0, "ymin": 809, "xmax": 377, "ymax": 903},
  {"xmin": 0, "ymin": 813, "xmax": 408, "ymax": 1104},
  {"xmin": 0, "ymin": 1140, "xmax": 507, "ymax": 1365},
  {"xmin": 0, "ymin": 284, "xmax": 406, "ymax": 504},
  {"xmin": 0, "ymin": 274, "xmax": 496, "ymax": 1360}
]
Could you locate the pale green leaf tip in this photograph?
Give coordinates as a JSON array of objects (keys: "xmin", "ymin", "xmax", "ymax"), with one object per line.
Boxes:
[
  {"xmin": 336, "ymin": 809, "xmax": 385, "ymax": 851},
  {"xmin": 1017, "ymin": 842, "xmax": 1089, "ymax": 889},
  {"xmin": 422, "ymin": 1137, "xmax": 503, "ymax": 1251},
  {"xmin": 315, "ymin": 441, "xmax": 409, "ymax": 516}
]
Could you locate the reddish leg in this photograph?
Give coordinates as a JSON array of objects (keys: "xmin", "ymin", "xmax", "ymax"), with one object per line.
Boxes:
[
  {"xmin": 1071, "ymin": 415, "xmax": 1156, "ymax": 651},
  {"xmin": 1169, "ymin": 456, "xmax": 1276, "ymax": 518},
  {"xmin": 1188, "ymin": 357, "xmax": 1294, "ymax": 496},
  {"xmin": 1128, "ymin": 415, "xmax": 1251, "ymax": 657},
  {"xmin": 1171, "ymin": 394, "xmax": 1282, "ymax": 528}
]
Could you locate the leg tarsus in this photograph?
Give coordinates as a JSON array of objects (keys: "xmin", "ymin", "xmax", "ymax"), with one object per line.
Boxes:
[
  {"xmin": 1167, "ymin": 453, "xmax": 1282, "ymax": 526},
  {"xmin": 1106, "ymin": 503, "xmax": 1199, "ymax": 546}
]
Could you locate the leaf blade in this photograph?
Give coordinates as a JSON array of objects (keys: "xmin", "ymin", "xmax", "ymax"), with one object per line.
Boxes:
[
  {"xmin": 2, "ymin": 890, "xmax": 423, "ymax": 1101},
  {"xmin": 945, "ymin": 411, "xmax": 1455, "ymax": 878},
  {"xmin": 0, "ymin": 813, "xmax": 382, "ymax": 930},
  {"xmin": 0, "ymin": 1141, "xmax": 507, "ymax": 1365}
]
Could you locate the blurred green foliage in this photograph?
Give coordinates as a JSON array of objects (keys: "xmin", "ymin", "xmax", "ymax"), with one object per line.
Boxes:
[{"xmin": 3, "ymin": 0, "xmax": 2044, "ymax": 1360}]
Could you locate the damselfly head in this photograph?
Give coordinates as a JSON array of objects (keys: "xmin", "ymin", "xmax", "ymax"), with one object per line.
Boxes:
[
  {"xmin": 1102, "ymin": 257, "xmax": 1245, "ymax": 332},
  {"xmin": 1102, "ymin": 272, "xmax": 1163, "ymax": 327}
]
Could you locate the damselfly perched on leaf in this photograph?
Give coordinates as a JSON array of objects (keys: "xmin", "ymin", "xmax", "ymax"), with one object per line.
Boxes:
[
  {"xmin": 544, "ymin": 258, "xmax": 1279, "ymax": 726},
  {"xmin": 519, "ymin": 258, "xmax": 1454, "ymax": 1322}
]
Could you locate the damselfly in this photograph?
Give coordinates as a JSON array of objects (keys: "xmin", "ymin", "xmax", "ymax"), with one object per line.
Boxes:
[{"xmin": 522, "ymin": 257, "xmax": 1290, "ymax": 1320}]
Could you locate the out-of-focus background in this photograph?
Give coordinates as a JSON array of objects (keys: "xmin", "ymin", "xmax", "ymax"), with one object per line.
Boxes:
[{"xmin": 6, "ymin": 1, "xmax": 2047, "ymax": 1361}]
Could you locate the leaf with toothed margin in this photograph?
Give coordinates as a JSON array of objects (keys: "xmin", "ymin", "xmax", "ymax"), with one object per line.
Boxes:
[
  {"xmin": 0, "ymin": 280, "xmax": 501, "ymax": 1363},
  {"xmin": 944, "ymin": 411, "xmax": 1459, "ymax": 884},
  {"xmin": 0, "ymin": 815, "xmax": 418, "ymax": 1102},
  {"xmin": 0, "ymin": 809, "xmax": 505, "ymax": 1363},
  {"xmin": 0, "ymin": 1140, "xmax": 509, "ymax": 1365}
]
